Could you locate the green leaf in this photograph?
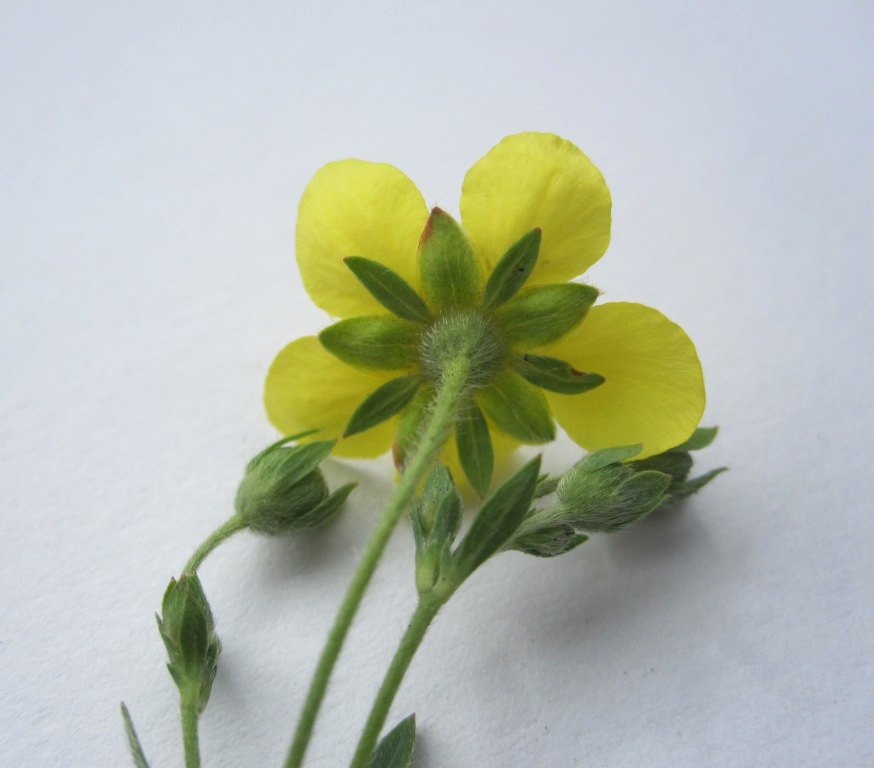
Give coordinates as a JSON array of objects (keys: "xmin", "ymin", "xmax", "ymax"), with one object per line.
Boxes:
[
  {"xmin": 345, "ymin": 375, "xmax": 422, "ymax": 437},
  {"xmin": 481, "ymin": 228, "xmax": 541, "ymax": 310},
  {"xmin": 368, "ymin": 714, "xmax": 417, "ymax": 768},
  {"xmin": 452, "ymin": 456, "xmax": 541, "ymax": 579},
  {"xmin": 511, "ymin": 524, "xmax": 588, "ymax": 558},
  {"xmin": 671, "ymin": 467, "xmax": 728, "ymax": 500},
  {"xmin": 513, "ymin": 353, "xmax": 605, "ymax": 395},
  {"xmin": 534, "ymin": 474, "xmax": 559, "ymax": 499},
  {"xmin": 616, "ymin": 470, "xmax": 672, "ymax": 522},
  {"xmin": 120, "ymin": 703, "xmax": 150, "ymax": 768},
  {"xmin": 265, "ymin": 440, "xmax": 336, "ymax": 489},
  {"xmin": 630, "ymin": 451, "xmax": 694, "ymax": 486},
  {"xmin": 320, "ymin": 316, "xmax": 420, "ymax": 370},
  {"xmin": 477, "ymin": 372, "xmax": 556, "ymax": 444},
  {"xmin": 418, "ymin": 208, "xmax": 480, "ymax": 310},
  {"xmin": 496, "ymin": 283, "xmax": 598, "ymax": 347},
  {"xmin": 344, "ymin": 256, "xmax": 431, "ymax": 323},
  {"xmin": 581, "ymin": 444, "xmax": 642, "ymax": 471},
  {"xmin": 295, "ymin": 482, "xmax": 356, "ymax": 528},
  {"xmin": 670, "ymin": 426, "xmax": 719, "ymax": 452},
  {"xmin": 455, "ymin": 399, "xmax": 494, "ymax": 496}
]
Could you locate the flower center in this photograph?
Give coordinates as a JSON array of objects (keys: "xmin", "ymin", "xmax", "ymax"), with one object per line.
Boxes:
[{"xmin": 419, "ymin": 309, "xmax": 507, "ymax": 388}]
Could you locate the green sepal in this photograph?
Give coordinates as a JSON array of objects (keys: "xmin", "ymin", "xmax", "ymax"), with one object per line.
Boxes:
[
  {"xmin": 630, "ymin": 451, "xmax": 694, "ymax": 488},
  {"xmin": 513, "ymin": 353, "xmax": 605, "ymax": 395},
  {"xmin": 534, "ymin": 474, "xmax": 560, "ymax": 499},
  {"xmin": 477, "ymin": 372, "xmax": 556, "ymax": 444},
  {"xmin": 247, "ymin": 429, "xmax": 322, "ymax": 470},
  {"xmin": 511, "ymin": 524, "xmax": 588, "ymax": 558},
  {"xmin": 255, "ymin": 439, "xmax": 335, "ymax": 488},
  {"xmin": 294, "ymin": 482, "xmax": 356, "ymax": 528},
  {"xmin": 581, "ymin": 443, "xmax": 642, "ymax": 471},
  {"xmin": 367, "ymin": 714, "xmax": 417, "ymax": 768},
  {"xmin": 320, "ymin": 316, "xmax": 420, "ymax": 370},
  {"xmin": 614, "ymin": 470, "xmax": 672, "ymax": 524},
  {"xmin": 670, "ymin": 467, "xmax": 728, "ymax": 501},
  {"xmin": 496, "ymin": 283, "xmax": 598, "ymax": 347},
  {"xmin": 670, "ymin": 426, "xmax": 719, "ymax": 452},
  {"xmin": 455, "ymin": 399, "xmax": 494, "ymax": 496},
  {"xmin": 451, "ymin": 456, "xmax": 541, "ymax": 580},
  {"xmin": 345, "ymin": 375, "xmax": 422, "ymax": 437},
  {"xmin": 418, "ymin": 208, "xmax": 480, "ymax": 310},
  {"xmin": 481, "ymin": 228, "xmax": 541, "ymax": 310},
  {"xmin": 344, "ymin": 256, "xmax": 431, "ymax": 323},
  {"xmin": 120, "ymin": 703, "xmax": 150, "ymax": 768}
]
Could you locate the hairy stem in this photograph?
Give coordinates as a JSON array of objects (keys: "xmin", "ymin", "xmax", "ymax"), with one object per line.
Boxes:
[
  {"xmin": 283, "ymin": 359, "xmax": 470, "ymax": 768},
  {"xmin": 184, "ymin": 516, "xmax": 247, "ymax": 574},
  {"xmin": 348, "ymin": 599, "xmax": 440, "ymax": 768},
  {"xmin": 180, "ymin": 686, "xmax": 201, "ymax": 768}
]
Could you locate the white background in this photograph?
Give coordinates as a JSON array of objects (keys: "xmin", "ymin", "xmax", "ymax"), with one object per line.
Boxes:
[{"xmin": 2, "ymin": 1, "xmax": 872, "ymax": 766}]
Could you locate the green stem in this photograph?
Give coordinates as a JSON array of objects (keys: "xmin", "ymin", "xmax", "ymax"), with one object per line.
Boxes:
[
  {"xmin": 348, "ymin": 599, "xmax": 440, "ymax": 768},
  {"xmin": 181, "ymin": 686, "xmax": 201, "ymax": 768},
  {"xmin": 283, "ymin": 358, "xmax": 470, "ymax": 768},
  {"xmin": 184, "ymin": 516, "xmax": 247, "ymax": 574}
]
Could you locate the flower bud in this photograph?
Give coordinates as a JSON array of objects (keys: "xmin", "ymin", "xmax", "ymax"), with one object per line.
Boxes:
[
  {"xmin": 156, "ymin": 574, "xmax": 220, "ymax": 712},
  {"xmin": 555, "ymin": 445, "xmax": 670, "ymax": 533},
  {"xmin": 234, "ymin": 439, "xmax": 354, "ymax": 535}
]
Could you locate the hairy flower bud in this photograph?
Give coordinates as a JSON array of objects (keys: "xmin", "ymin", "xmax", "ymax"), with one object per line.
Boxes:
[
  {"xmin": 555, "ymin": 445, "xmax": 670, "ymax": 533},
  {"xmin": 235, "ymin": 438, "xmax": 355, "ymax": 535},
  {"xmin": 157, "ymin": 574, "xmax": 221, "ymax": 712}
]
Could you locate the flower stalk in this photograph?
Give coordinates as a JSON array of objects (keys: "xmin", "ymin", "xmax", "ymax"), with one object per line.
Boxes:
[
  {"xmin": 283, "ymin": 357, "xmax": 472, "ymax": 768},
  {"xmin": 348, "ymin": 598, "xmax": 441, "ymax": 768},
  {"xmin": 180, "ymin": 684, "xmax": 201, "ymax": 768}
]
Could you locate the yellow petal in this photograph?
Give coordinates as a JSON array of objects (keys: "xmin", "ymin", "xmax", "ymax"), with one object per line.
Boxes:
[
  {"xmin": 460, "ymin": 132, "xmax": 611, "ymax": 284},
  {"xmin": 297, "ymin": 160, "xmax": 429, "ymax": 317},
  {"xmin": 542, "ymin": 303, "xmax": 705, "ymax": 459},
  {"xmin": 264, "ymin": 336, "xmax": 395, "ymax": 458}
]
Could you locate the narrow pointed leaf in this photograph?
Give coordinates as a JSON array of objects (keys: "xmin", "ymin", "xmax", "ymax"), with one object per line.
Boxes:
[
  {"xmin": 452, "ymin": 456, "xmax": 541, "ymax": 579},
  {"xmin": 368, "ymin": 714, "xmax": 417, "ymax": 768},
  {"xmin": 455, "ymin": 400, "xmax": 494, "ymax": 496},
  {"xmin": 477, "ymin": 372, "xmax": 555, "ymax": 444},
  {"xmin": 320, "ymin": 316, "xmax": 420, "ymax": 370},
  {"xmin": 630, "ymin": 451, "xmax": 694, "ymax": 486},
  {"xmin": 120, "ymin": 703, "xmax": 150, "ymax": 768},
  {"xmin": 670, "ymin": 426, "xmax": 719, "ymax": 453},
  {"xmin": 265, "ymin": 440, "xmax": 335, "ymax": 488},
  {"xmin": 514, "ymin": 353, "xmax": 605, "ymax": 394},
  {"xmin": 671, "ymin": 467, "xmax": 728, "ymax": 500},
  {"xmin": 295, "ymin": 482, "xmax": 356, "ymax": 528},
  {"xmin": 534, "ymin": 474, "xmax": 559, "ymax": 499},
  {"xmin": 496, "ymin": 283, "xmax": 598, "ymax": 347},
  {"xmin": 418, "ymin": 208, "xmax": 480, "ymax": 310},
  {"xmin": 481, "ymin": 228, "xmax": 541, "ymax": 310},
  {"xmin": 345, "ymin": 375, "xmax": 422, "ymax": 437},
  {"xmin": 616, "ymin": 470, "xmax": 672, "ymax": 521},
  {"xmin": 581, "ymin": 444, "xmax": 642, "ymax": 471},
  {"xmin": 511, "ymin": 524, "xmax": 588, "ymax": 558},
  {"xmin": 345, "ymin": 256, "xmax": 431, "ymax": 323}
]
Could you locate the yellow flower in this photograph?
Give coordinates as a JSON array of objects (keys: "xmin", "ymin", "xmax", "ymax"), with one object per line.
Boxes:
[{"xmin": 265, "ymin": 133, "xmax": 705, "ymax": 488}]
